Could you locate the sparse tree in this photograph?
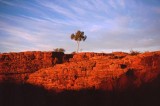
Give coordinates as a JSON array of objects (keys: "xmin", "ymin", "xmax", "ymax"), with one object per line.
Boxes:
[{"xmin": 70, "ymin": 30, "xmax": 87, "ymax": 53}]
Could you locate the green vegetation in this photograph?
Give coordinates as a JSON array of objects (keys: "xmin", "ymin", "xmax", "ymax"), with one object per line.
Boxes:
[
  {"xmin": 71, "ymin": 30, "xmax": 87, "ymax": 53},
  {"xmin": 53, "ymin": 48, "xmax": 65, "ymax": 53}
]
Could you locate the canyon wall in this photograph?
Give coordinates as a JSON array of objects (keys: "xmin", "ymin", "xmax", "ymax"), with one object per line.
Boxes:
[
  {"xmin": 0, "ymin": 51, "xmax": 160, "ymax": 91},
  {"xmin": 27, "ymin": 51, "xmax": 160, "ymax": 91},
  {"xmin": 0, "ymin": 51, "xmax": 73, "ymax": 74},
  {"xmin": 0, "ymin": 51, "xmax": 72, "ymax": 82}
]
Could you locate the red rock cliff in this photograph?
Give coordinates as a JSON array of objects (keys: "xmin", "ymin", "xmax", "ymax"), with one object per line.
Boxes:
[
  {"xmin": 0, "ymin": 51, "xmax": 73, "ymax": 74},
  {"xmin": 27, "ymin": 51, "xmax": 160, "ymax": 91},
  {"xmin": 0, "ymin": 51, "xmax": 72, "ymax": 82},
  {"xmin": 0, "ymin": 51, "xmax": 160, "ymax": 91}
]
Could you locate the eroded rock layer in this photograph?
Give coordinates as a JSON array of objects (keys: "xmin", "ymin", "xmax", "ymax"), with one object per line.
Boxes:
[
  {"xmin": 0, "ymin": 51, "xmax": 72, "ymax": 82},
  {"xmin": 0, "ymin": 51, "xmax": 160, "ymax": 91},
  {"xmin": 26, "ymin": 51, "xmax": 160, "ymax": 91}
]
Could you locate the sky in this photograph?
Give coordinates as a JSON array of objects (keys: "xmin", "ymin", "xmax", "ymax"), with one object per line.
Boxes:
[{"xmin": 0, "ymin": 0, "xmax": 160, "ymax": 53}]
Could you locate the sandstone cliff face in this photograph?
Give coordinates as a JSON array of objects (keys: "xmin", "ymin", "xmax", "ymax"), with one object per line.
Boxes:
[
  {"xmin": 0, "ymin": 51, "xmax": 72, "ymax": 82},
  {"xmin": 0, "ymin": 51, "xmax": 73, "ymax": 74},
  {"xmin": 27, "ymin": 51, "xmax": 160, "ymax": 91},
  {"xmin": 0, "ymin": 51, "xmax": 160, "ymax": 91}
]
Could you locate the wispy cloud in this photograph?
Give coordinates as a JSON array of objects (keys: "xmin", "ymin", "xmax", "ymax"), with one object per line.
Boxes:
[
  {"xmin": 118, "ymin": 0, "xmax": 125, "ymax": 8},
  {"xmin": 0, "ymin": 0, "xmax": 15, "ymax": 6}
]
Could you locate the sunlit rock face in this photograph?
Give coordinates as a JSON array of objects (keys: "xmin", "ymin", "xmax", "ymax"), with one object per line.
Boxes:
[
  {"xmin": 27, "ymin": 51, "xmax": 160, "ymax": 91},
  {"xmin": 0, "ymin": 51, "xmax": 72, "ymax": 82},
  {"xmin": 0, "ymin": 51, "xmax": 160, "ymax": 91}
]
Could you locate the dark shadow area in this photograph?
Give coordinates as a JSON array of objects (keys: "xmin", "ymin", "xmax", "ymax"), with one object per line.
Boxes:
[
  {"xmin": 0, "ymin": 77, "xmax": 160, "ymax": 106},
  {"xmin": 52, "ymin": 52, "xmax": 65, "ymax": 64},
  {"xmin": 120, "ymin": 64, "xmax": 127, "ymax": 69},
  {"xmin": 52, "ymin": 52, "xmax": 73, "ymax": 64}
]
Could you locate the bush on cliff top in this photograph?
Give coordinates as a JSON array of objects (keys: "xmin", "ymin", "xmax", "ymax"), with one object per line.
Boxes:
[{"xmin": 53, "ymin": 48, "xmax": 65, "ymax": 53}]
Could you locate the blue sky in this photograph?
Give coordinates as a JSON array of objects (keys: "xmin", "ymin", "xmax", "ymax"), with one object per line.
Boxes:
[{"xmin": 0, "ymin": 0, "xmax": 160, "ymax": 53}]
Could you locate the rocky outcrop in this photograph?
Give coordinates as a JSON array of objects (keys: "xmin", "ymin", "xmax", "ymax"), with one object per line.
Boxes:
[
  {"xmin": 0, "ymin": 51, "xmax": 73, "ymax": 74},
  {"xmin": 0, "ymin": 51, "xmax": 72, "ymax": 82},
  {"xmin": 27, "ymin": 51, "xmax": 160, "ymax": 91},
  {"xmin": 1, "ymin": 51, "xmax": 160, "ymax": 106},
  {"xmin": 0, "ymin": 51, "xmax": 160, "ymax": 91}
]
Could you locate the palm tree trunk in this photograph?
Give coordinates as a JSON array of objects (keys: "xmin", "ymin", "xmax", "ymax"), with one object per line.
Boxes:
[{"xmin": 77, "ymin": 41, "xmax": 80, "ymax": 53}]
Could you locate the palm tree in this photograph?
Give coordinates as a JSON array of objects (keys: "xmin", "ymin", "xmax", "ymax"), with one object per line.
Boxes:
[{"xmin": 71, "ymin": 30, "xmax": 87, "ymax": 53}]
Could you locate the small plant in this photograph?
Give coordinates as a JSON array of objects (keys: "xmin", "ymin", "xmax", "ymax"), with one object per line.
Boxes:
[
  {"xmin": 71, "ymin": 51, "xmax": 76, "ymax": 54},
  {"xmin": 130, "ymin": 50, "xmax": 140, "ymax": 55},
  {"xmin": 53, "ymin": 48, "xmax": 65, "ymax": 53}
]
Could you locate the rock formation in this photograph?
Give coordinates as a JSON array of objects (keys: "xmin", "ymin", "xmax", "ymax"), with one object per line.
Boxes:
[
  {"xmin": 0, "ymin": 51, "xmax": 72, "ymax": 82},
  {"xmin": 0, "ymin": 51, "xmax": 160, "ymax": 91}
]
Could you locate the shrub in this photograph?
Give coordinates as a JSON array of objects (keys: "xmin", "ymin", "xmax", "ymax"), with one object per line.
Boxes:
[
  {"xmin": 53, "ymin": 48, "xmax": 65, "ymax": 53},
  {"xmin": 130, "ymin": 50, "xmax": 140, "ymax": 56},
  {"xmin": 71, "ymin": 51, "xmax": 76, "ymax": 54}
]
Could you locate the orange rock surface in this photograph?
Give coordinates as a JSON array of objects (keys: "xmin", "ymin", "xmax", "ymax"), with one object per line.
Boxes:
[
  {"xmin": 0, "ymin": 51, "xmax": 160, "ymax": 91},
  {"xmin": 27, "ymin": 51, "xmax": 160, "ymax": 91},
  {"xmin": 0, "ymin": 51, "xmax": 72, "ymax": 82}
]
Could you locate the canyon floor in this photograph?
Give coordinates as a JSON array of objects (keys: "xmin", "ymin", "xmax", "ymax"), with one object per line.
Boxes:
[{"xmin": 0, "ymin": 51, "xmax": 160, "ymax": 106}]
